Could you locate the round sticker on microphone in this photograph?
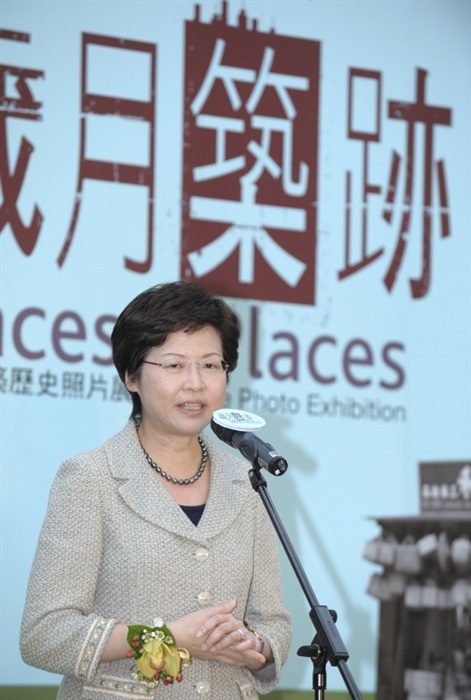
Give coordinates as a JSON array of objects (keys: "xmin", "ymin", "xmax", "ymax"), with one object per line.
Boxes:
[{"xmin": 212, "ymin": 409, "xmax": 266, "ymax": 432}]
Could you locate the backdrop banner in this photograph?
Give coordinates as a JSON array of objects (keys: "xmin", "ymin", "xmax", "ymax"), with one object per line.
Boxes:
[{"xmin": 1, "ymin": 0, "xmax": 470, "ymax": 692}]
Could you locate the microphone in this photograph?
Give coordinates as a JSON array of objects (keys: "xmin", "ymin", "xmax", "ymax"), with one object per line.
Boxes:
[{"xmin": 211, "ymin": 409, "xmax": 288, "ymax": 476}]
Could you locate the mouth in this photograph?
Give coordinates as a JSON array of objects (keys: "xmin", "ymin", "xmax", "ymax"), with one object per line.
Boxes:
[{"xmin": 179, "ymin": 402, "xmax": 204, "ymax": 411}]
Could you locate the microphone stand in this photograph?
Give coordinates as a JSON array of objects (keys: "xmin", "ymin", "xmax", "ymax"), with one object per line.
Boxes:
[{"xmin": 248, "ymin": 466, "xmax": 364, "ymax": 700}]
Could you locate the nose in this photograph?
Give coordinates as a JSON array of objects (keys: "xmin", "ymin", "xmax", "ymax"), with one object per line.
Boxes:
[{"xmin": 183, "ymin": 362, "xmax": 204, "ymax": 387}]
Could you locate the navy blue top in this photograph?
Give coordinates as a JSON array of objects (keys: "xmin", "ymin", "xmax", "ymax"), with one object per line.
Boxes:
[{"xmin": 180, "ymin": 503, "xmax": 205, "ymax": 526}]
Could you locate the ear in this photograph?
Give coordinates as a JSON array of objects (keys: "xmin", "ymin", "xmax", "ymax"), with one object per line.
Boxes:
[{"xmin": 125, "ymin": 370, "xmax": 138, "ymax": 392}]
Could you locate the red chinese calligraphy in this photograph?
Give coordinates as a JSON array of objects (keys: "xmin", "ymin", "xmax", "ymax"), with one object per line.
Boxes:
[
  {"xmin": 340, "ymin": 66, "xmax": 452, "ymax": 298},
  {"xmin": 57, "ymin": 32, "xmax": 156, "ymax": 272},
  {"xmin": 182, "ymin": 2, "xmax": 320, "ymax": 304},
  {"xmin": 341, "ymin": 69, "xmax": 384, "ymax": 279},
  {"xmin": 0, "ymin": 29, "xmax": 44, "ymax": 255},
  {"xmin": 384, "ymin": 68, "xmax": 451, "ymax": 298}
]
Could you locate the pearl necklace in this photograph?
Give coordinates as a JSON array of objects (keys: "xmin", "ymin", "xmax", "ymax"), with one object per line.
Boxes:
[{"xmin": 141, "ymin": 436, "xmax": 208, "ymax": 485}]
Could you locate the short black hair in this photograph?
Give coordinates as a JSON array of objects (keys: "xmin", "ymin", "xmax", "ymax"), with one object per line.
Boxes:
[{"xmin": 111, "ymin": 281, "xmax": 240, "ymax": 417}]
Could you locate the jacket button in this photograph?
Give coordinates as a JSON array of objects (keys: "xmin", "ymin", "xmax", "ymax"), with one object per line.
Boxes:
[
  {"xmin": 197, "ymin": 591, "xmax": 211, "ymax": 605},
  {"xmin": 196, "ymin": 681, "xmax": 210, "ymax": 694},
  {"xmin": 195, "ymin": 547, "xmax": 209, "ymax": 561}
]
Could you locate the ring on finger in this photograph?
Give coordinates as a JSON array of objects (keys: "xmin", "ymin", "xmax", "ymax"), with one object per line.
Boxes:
[{"xmin": 237, "ymin": 628, "xmax": 246, "ymax": 638}]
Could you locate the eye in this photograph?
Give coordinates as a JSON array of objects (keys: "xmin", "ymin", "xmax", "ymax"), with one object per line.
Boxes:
[
  {"xmin": 203, "ymin": 362, "xmax": 218, "ymax": 371},
  {"xmin": 163, "ymin": 360, "xmax": 185, "ymax": 372}
]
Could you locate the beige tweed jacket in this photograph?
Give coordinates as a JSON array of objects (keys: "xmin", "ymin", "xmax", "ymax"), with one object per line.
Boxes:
[{"xmin": 21, "ymin": 419, "xmax": 291, "ymax": 699}]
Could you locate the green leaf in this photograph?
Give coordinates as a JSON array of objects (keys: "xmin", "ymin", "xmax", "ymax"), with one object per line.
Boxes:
[
  {"xmin": 126, "ymin": 624, "xmax": 147, "ymax": 659},
  {"xmin": 126, "ymin": 623, "xmax": 176, "ymax": 660}
]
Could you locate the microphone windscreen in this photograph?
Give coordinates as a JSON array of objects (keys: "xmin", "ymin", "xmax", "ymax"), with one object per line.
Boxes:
[{"xmin": 212, "ymin": 409, "xmax": 266, "ymax": 432}]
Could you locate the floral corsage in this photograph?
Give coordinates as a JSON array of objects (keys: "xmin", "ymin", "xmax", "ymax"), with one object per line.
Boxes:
[{"xmin": 126, "ymin": 618, "xmax": 191, "ymax": 687}]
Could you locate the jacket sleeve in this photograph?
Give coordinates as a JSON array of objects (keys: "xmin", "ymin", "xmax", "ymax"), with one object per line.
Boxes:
[
  {"xmin": 243, "ymin": 492, "xmax": 292, "ymax": 694},
  {"xmin": 20, "ymin": 453, "xmax": 116, "ymax": 682}
]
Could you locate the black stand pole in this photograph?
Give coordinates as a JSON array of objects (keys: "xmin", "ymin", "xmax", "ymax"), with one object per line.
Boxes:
[{"xmin": 248, "ymin": 467, "xmax": 364, "ymax": 700}]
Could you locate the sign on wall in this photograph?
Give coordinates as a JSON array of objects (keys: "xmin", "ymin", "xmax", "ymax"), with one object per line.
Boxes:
[{"xmin": 1, "ymin": 0, "xmax": 470, "ymax": 692}]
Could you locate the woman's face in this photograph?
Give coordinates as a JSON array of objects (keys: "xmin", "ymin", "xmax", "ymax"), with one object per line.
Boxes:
[{"xmin": 125, "ymin": 325, "xmax": 227, "ymax": 438}]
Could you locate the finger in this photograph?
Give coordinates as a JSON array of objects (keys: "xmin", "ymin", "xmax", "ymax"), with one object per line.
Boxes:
[
  {"xmin": 199, "ymin": 612, "xmax": 236, "ymax": 639},
  {"xmin": 208, "ymin": 626, "xmax": 248, "ymax": 652},
  {"xmin": 217, "ymin": 597, "xmax": 237, "ymax": 614},
  {"xmin": 233, "ymin": 627, "xmax": 248, "ymax": 645},
  {"xmin": 200, "ymin": 615, "xmax": 243, "ymax": 650},
  {"xmin": 195, "ymin": 601, "xmax": 238, "ymax": 639},
  {"xmin": 199, "ymin": 619, "xmax": 236, "ymax": 650},
  {"xmin": 211, "ymin": 646, "xmax": 265, "ymax": 667}
]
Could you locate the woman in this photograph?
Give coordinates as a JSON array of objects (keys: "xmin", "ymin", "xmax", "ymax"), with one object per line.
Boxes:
[{"xmin": 21, "ymin": 281, "xmax": 291, "ymax": 699}]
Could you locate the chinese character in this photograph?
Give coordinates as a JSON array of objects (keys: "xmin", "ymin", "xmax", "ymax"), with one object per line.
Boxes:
[
  {"xmin": 63, "ymin": 372, "xmax": 86, "ymax": 399},
  {"xmin": 0, "ymin": 367, "xmax": 8, "ymax": 392},
  {"xmin": 339, "ymin": 69, "xmax": 384, "ymax": 280},
  {"xmin": 86, "ymin": 373, "xmax": 108, "ymax": 399},
  {"xmin": 384, "ymin": 68, "xmax": 451, "ymax": 298},
  {"xmin": 340, "ymin": 67, "xmax": 452, "ymax": 298},
  {"xmin": 10, "ymin": 367, "xmax": 34, "ymax": 395},
  {"xmin": 110, "ymin": 376, "xmax": 131, "ymax": 402},
  {"xmin": 0, "ymin": 29, "xmax": 44, "ymax": 255},
  {"xmin": 38, "ymin": 370, "xmax": 58, "ymax": 397},
  {"xmin": 57, "ymin": 32, "xmax": 157, "ymax": 272},
  {"xmin": 182, "ymin": 7, "xmax": 320, "ymax": 304}
]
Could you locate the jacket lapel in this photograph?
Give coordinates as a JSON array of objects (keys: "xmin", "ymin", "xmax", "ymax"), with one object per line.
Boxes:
[{"xmin": 104, "ymin": 421, "xmax": 249, "ymax": 540}]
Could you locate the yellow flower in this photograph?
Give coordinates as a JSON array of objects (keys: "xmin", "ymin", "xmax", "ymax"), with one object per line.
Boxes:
[{"xmin": 136, "ymin": 639, "xmax": 181, "ymax": 679}]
